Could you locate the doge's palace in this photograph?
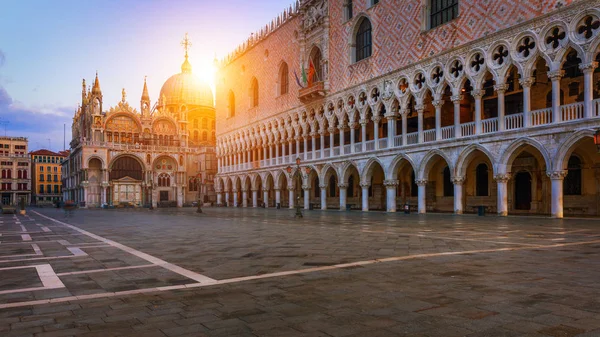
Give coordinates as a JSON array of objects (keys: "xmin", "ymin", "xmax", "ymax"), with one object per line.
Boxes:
[{"xmin": 215, "ymin": 0, "xmax": 600, "ymax": 218}]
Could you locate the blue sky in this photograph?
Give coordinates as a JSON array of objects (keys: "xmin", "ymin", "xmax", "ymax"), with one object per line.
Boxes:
[{"xmin": 0, "ymin": 0, "xmax": 290, "ymax": 151}]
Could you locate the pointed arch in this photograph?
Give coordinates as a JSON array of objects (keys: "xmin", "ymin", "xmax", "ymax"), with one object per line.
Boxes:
[
  {"xmin": 553, "ymin": 129, "xmax": 596, "ymax": 171},
  {"xmin": 278, "ymin": 62, "xmax": 289, "ymax": 95},
  {"xmin": 455, "ymin": 144, "xmax": 496, "ymax": 178},
  {"xmin": 386, "ymin": 153, "xmax": 417, "ymax": 180},
  {"xmin": 361, "ymin": 157, "xmax": 385, "ymax": 183},
  {"xmin": 340, "ymin": 161, "xmax": 360, "ymax": 184},
  {"xmin": 497, "ymin": 137, "xmax": 551, "ymax": 175},
  {"xmin": 418, "ymin": 149, "xmax": 454, "ymax": 180}
]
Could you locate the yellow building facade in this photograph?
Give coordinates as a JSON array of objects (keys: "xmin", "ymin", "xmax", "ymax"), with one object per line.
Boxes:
[{"xmin": 30, "ymin": 149, "xmax": 67, "ymax": 205}]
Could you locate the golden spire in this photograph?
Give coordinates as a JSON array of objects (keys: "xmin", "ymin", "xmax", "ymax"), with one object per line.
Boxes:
[
  {"xmin": 180, "ymin": 33, "xmax": 192, "ymax": 74},
  {"xmin": 122, "ymin": 88, "xmax": 127, "ymax": 103},
  {"xmin": 141, "ymin": 76, "xmax": 150, "ymax": 102},
  {"xmin": 92, "ymin": 71, "xmax": 102, "ymax": 96}
]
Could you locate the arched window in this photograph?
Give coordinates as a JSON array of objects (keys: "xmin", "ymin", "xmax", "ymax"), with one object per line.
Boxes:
[
  {"xmin": 194, "ymin": 130, "xmax": 198, "ymax": 141},
  {"xmin": 211, "ymin": 132, "xmax": 216, "ymax": 141},
  {"xmin": 564, "ymin": 155, "xmax": 582, "ymax": 195},
  {"xmin": 279, "ymin": 62, "xmax": 289, "ymax": 95},
  {"xmin": 355, "ymin": 18, "xmax": 372, "ymax": 62},
  {"xmin": 202, "ymin": 132, "xmax": 208, "ymax": 141},
  {"xmin": 443, "ymin": 166, "xmax": 453, "ymax": 197},
  {"xmin": 158, "ymin": 173, "xmax": 170, "ymax": 187},
  {"xmin": 17, "ymin": 170, "xmax": 22, "ymax": 179},
  {"xmin": 251, "ymin": 78, "xmax": 259, "ymax": 107},
  {"xmin": 228, "ymin": 90, "xmax": 235, "ymax": 117},
  {"xmin": 309, "ymin": 47, "xmax": 323, "ymax": 84},
  {"xmin": 475, "ymin": 163, "xmax": 489, "ymax": 196},
  {"xmin": 193, "ymin": 119, "xmax": 198, "ymax": 128},
  {"xmin": 22, "ymin": 170, "xmax": 27, "ymax": 179},
  {"xmin": 6, "ymin": 169, "xmax": 11, "ymax": 179},
  {"xmin": 329, "ymin": 175, "xmax": 336, "ymax": 197}
]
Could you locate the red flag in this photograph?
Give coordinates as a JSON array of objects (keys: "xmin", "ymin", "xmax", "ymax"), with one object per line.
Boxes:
[{"xmin": 308, "ymin": 59, "xmax": 316, "ymax": 86}]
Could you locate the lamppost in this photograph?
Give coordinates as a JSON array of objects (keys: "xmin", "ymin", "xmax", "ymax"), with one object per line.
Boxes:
[{"xmin": 286, "ymin": 157, "xmax": 310, "ymax": 218}]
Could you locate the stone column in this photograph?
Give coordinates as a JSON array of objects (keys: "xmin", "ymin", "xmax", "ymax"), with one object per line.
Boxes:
[
  {"xmin": 311, "ymin": 133, "xmax": 317, "ymax": 159},
  {"xmin": 360, "ymin": 119, "xmax": 368, "ymax": 152},
  {"xmin": 472, "ymin": 90, "xmax": 483, "ymax": 134},
  {"xmin": 216, "ymin": 190, "xmax": 223, "ymax": 205},
  {"xmin": 288, "ymin": 188, "xmax": 295, "ymax": 209},
  {"xmin": 495, "ymin": 84, "xmax": 508, "ymax": 131},
  {"xmin": 349, "ymin": 123, "xmax": 356, "ymax": 153},
  {"xmin": 384, "ymin": 180, "xmax": 399, "ymax": 212},
  {"xmin": 452, "ymin": 177, "xmax": 465, "ymax": 214},
  {"xmin": 339, "ymin": 125, "xmax": 345, "ymax": 155},
  {"xmin": 433, "ymin": 100, "xmax": 443, "ymax": 140},
  {"xmin": 275, "ymin": 142, "xmax": 280, "ymax": 164},
  {"xmin": 360, "ymin": 182, "xmax": 370, "ymax": 211},
  {"xmin": 338, "ymin": 183, "xmax": 348, "ymax": 210},
  {"xmin": 225, "ymin": 191, "xmax": 230, "ymax": 207},
  {"xmin": 303, "ymin": 186, "xmax": 310, "ymax": 210},
  {"xmin": 303, "ymin": 137, "xmax": 308, "ymax": 160},
  {"xmin": 324, "ymin": 128, "xmax": 332, "ymax": 155},
  {"xmin": 580, "ymin": 63, "xmax": 598, "ymax": 118},
  {"xmin": 295, "ymin": 137, "xmax": 301, "ymax": 158},
  {"xmin": 417, "ymin": 180, "xmax": 427, "ymax": 214},
  {"xmin": 549, "ymin": 70, "xmax": 564, "ymax": 123},
  {"xmin": 242, "ymin": 189, "xmax": 248, "ymax": 207},
  {"xmin": 275, "ymin": 188, "xmax": 281, "ymax": 207},
  {"xmin": 252, "ymin": 189, "xmax": 258, "ymax": 208},
  {"xmin": 373, "ymin": 116, "xmax": 381, "ymax": 149},
  {"xmin": 263, "ymin": 146, "xmax": 268, "ymax": 164},
  {"xmin": 288, "ymin": 141, "xmax": 293, "ymax": 161},
  {"xmin": 452, "ymin": 95, "xmax": 462, "ymax": 137},
  {"xmin": 548, "ymin": 171, "xmax": 567, "ymax": 218},
  {"xmin": 320, "ymin": 184, "xmax": 328, "ymax": 210},
  {"xmin": 401, "ymin": 110, "xmax": 408, "ymax": 146},
  {"xmin": 263, "ymin": 190, "xmax": 269, "ymax": 208},
  {"xmin": 386, "ymin": 115, "xmax": 397, "ymax": 146},
  {"xmin": 320, "ymin": 132, "xmax": 325, "ymax": 158},
  {"xmin": 232, "ymin": 189, "xmax": 238, "ymax": 207},
  {"xmin": 494, "ymin": 174, "xmax": 510, "ymax": 216},
  {"xmin": 417, "ymin": 105, "xmax": 424, "ymax": 143},
  {"xmin": 520, "ymin": 78, "xmax": 533, "ymax": 128}
]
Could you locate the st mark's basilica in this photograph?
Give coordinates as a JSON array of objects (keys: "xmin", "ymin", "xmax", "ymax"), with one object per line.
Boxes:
[{"xmin": 61, "ymin": 36, "xmax": 217, "ymax": 207}]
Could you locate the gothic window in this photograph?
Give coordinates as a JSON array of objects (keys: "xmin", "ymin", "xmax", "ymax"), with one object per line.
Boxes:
[
  {"xmin": 475, "ymin": 163, "xmax": 489, "ymax": 196},
  {"xmin": 564, "ymin": 155, "xmax": 582, "ymax": 195},
  {"xmin": 430, "ymin": 0, "xmax": 458, "ymax": 29},
  {"xmin": 309, "ymin": 47, "xmax": 323, "ymax": 83},
  {"xmin": 158, "ymin": 173, "xmax": 170, "ymax": 187},
  {"xmin": 443, "ymin": 166, "xmax": 453, "ymax": 197},
  {"xmin": 343, "ymin": 0, "xmax": 353, "ymax": 21},
  {"xmin": 194, "ymin": 130, "xmax": 199, "ymax": 141},
  {"xmin": 355, "ymin": 18, "xmax": 372, "ymax": 62},
  {"xmin": 329, "ymin": 175, "xmax": 336, "ymax": 197},
  {"xmin": 563, "ymin": 51, "xmax": 582, "ymax": 79},
  {"xmin": 279, "ymin": 62, "xmax": 289, "ymax": 95},
  {"xmin": 228, "ymin": 90, "xmax": 235, "ymax": 117},
  {"xmin": 251, "ymin": 78, "xmax": 259, "ymax": 107}
]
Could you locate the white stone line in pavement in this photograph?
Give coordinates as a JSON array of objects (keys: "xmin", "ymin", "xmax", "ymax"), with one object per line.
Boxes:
[
  {"xmin": 21, "ymin": 234, "xmax": 31, "ymax": 241},
  {"xmin": 0, "ymin": 246, "xmax": 87, "ymax": 264},
  {"xmin": 2, "ymin": 237, "xmax": 600, "ymax": 310},
  {"xmin": 33, "ymin": 211, "xmax": 217, "ymax": 284},
  {"xmin": 0, "ymin": 244, "xmax": 43, "ymax": 259},
  {"xmin": 0, "ymin": 264, "xmax": 64, "ymax": 295},
  {"xmin": 56, "ymin": 264, "xmax": 157, "ymax": 276},
  {"xmin": 76, "ymin": 244, "xmax": 112, "ymax": 249},
  {"xmin": 20, "ymin": 225, "xmax": 26, "ymax": 232},
  {"xmin": 40, "ymin": 227, "xmax": 51, "ymax": 232}
]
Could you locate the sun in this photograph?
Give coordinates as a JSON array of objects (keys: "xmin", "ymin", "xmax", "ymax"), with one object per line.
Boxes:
[{"xmin": 194, "ymin": 57, "xmax": 217, "ymax": 95}]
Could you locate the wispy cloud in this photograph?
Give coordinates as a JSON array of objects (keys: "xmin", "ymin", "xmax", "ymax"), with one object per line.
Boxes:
[
  {"xmin": 0, "ymin": 84, "xmax": 73, "ymax": 151},
  {"xmin": 0, "ymin": 49, "xmax": 5, "ymax": 68}
]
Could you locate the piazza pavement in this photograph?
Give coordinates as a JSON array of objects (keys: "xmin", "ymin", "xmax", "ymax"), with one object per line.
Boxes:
[{"xmin": 1, "ymin": 207, "xmax": 600, "ymax": 337}]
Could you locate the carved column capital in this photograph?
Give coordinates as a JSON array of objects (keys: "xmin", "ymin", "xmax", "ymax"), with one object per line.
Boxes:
[
  {"xmin": 372, "ymin": 116, "xmax": 382, "ymax": 123},
  {"xmin": 519, "ymin": 77, "xmax": 535, "ymax": 88},
  {"xmin": 319, "ymin": 183, "xmax": 328, "ymax": 189},
  {"xmin": 450, "ymin": 95, "xmax": 463, "ymax": 103},
  {"xmin": 347, "ymin": 122, "xmax": 357, "ymax": 129},
  {"xmin": 547, "ymin": 170, "xmax": 567, "ymax": 180},
  {"xmin": 471, "ymin": 89, "xmax": 483, "ymax": 100},
  {"xmin": 548, "ymin": 70, "xmax": 564, "ymax": 81},
  {"xmin": 579, "ymin": 62, "xmax": 598, "ymax": 73},
  {"xmin": 327, "ymin": 127, "xmax": 336, "ymax": 133},
  {"xmin": 359, "ymin": 182, "xmax": 371, "ymax": 188},
  {"xmin": 415, "ymin": 179, "xmax": 428, "ymax": 186},
  {"xmin": 493, "ymin": 174, "xmax": 511, "ymax": 183},
  {"xmin": 432, "ymin": 100, "xmax": 444, "ymax": 108},
  {"xmin": 451, "ymin": 176, "xmax": 465, "ymax": 185},
  {"xmin": 383, "ymin": 179, "xmax": 399, "ymax": 187},
  {"xmin": 493, "ymin": 84, "xmax": 508, "ymax": 93},
  {"xmin": 302, "ymin": 185, "xmax": 311, "ymax": 191},
  {"xmin": 337, "ymin": 183, "xmax": 348, "ymax": 189}
]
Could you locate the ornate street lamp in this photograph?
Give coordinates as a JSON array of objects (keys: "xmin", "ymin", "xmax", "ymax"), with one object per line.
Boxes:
[
  {"xmin": 594, "ymin": 129, "xmax": 600, "ymax": 153},
  {"xmin": 286, "ymin": 157, "xmax": 307, "ymax": 218}
]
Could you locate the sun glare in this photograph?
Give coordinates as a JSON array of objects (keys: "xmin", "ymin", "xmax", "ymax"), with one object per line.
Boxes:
[{"xmin": 194, "ymin": 57, "xmax": 217, "ymax": 95}]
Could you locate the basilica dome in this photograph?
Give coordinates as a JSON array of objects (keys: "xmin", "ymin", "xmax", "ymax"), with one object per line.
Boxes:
[{"xmin": 159, "ymin": 56, "xmax": 214, "ymax": 108}]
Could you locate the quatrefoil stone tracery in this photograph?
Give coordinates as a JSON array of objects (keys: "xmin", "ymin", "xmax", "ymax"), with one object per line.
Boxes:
[
  {"xmin": 432, "ymin": 67, "xmax": 444, "ymax": 84},
  {"xmin": 450, "ymin": 60, "xmax": 463, "ymax": 78},
  {"xmin": 493, "ymin": 46, "xmax": 509, "ymax": 66},
  {"xmin": 470, "ymin": 53, "xmax": 484, "ymax": 72},
  {"xmin": 517, "ymin": 37, "xmax": 536, "ymax": 58},
  {"xmin": 545, "ymin": 27, "xmax": 566, "ymax": 49}
]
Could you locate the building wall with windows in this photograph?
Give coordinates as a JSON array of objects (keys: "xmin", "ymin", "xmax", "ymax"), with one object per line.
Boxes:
[
  {"xmin": 215, "ymin": 0, "xmax": 600, "ymax": 218},
  {"xmin": 0, "ymin": 136, "xmax": 31, "ymax": 205},
  {"xmin": 30, "ymin": 149, "xmax": 67, "ymax": 204}
]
